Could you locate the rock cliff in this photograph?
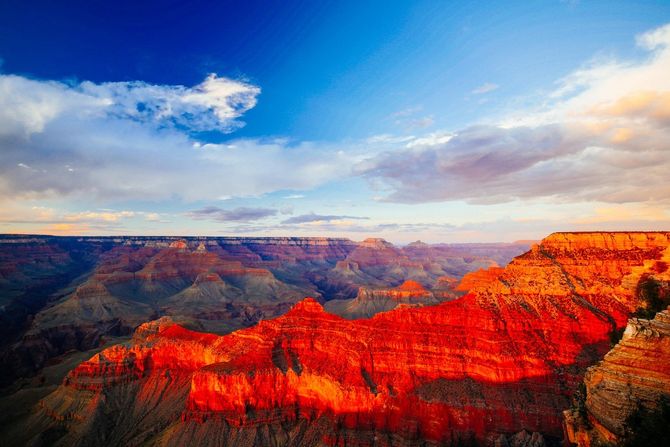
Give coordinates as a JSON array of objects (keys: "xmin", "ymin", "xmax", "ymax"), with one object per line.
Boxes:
[
  {"xmin": 0, "ymin": 235, "xmax": 528, "ymax": 416},
  {"xmin": 324, "ymin": 279, "xmax": 458, "ymax": 318},
  {"xmin": 564, "ymin": 306, "xmax": 670, "ymax": 447},
  {"xmin": 10, "ymin": 232, "xmax": 668, "ymax": 446}
]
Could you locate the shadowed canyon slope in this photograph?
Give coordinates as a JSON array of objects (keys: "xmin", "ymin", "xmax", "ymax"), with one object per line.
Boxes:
[{"xmin": 7, "ymin": 232, "xmax": 669, "ymax": 446}]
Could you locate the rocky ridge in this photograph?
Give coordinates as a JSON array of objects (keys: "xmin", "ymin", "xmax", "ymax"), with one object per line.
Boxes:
[
  {"xmin": 324, "ymin": 279, "xmax": 459, "ymax": 318},
  {"xmin": 0, "ymin": 236, "xmax": 528, "ymax": 404},
  {"xmin": 10, "ymin": 232, "xmax": 669, "ymax": 446}
]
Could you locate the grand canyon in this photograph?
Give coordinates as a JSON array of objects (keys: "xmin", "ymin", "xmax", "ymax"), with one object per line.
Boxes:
[
  {"xmin": 2, "ymin": 2, "xmax": 669, "ymax": 446},
  {"xmin": 1, "ymin": 232, "xmax": 669, "ymax": 446}
]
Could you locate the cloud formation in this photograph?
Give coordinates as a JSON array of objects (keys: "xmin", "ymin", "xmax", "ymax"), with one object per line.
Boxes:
[
  {"xmin": 187, "ymin": 206, "xmax": 277, "ymax": 222},
  {"xmin": 0, "ymin": 204, "xmax": 166, "ymax": 235},
  {"xmin": 360, "ymin": 23, "xmax": 670, "ymax": 205},
  {"xmin": 2, "ymin": 22, "xmax": 670, "ymax": 239},
  {"xmin": 0, "ymin": 73, "xmax": 259, "ymax": 136},
  {"xmin": 471, "ymin": 82, "xmax": 499, "ymax": 95},
  {"xmin": 281, "ymin": 213, "xmax": 368, "ymax": 224},
  {"xmin": 0, "ymin": 74, "xmax": 352, "ymax": 203}
]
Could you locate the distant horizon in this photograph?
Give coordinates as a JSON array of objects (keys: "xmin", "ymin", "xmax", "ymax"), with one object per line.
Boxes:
[
  {"xmin": 2, "ymin": 230, "xmax": 668, "ymax": 246},
  {"xmin": 0, "ymin": 231, "xmax": 537, "ymax": 245}
]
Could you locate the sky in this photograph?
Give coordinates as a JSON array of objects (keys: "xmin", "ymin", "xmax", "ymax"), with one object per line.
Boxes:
[{"xmin": 1, "ymin": 0, "xmax": 669, "ymax": 243}]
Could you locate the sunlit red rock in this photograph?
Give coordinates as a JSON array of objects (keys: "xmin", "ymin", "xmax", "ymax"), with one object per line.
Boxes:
[
  {"xmin": 323, "ymin": 279, "xmax": 454, "ymax": 318},
  {"xmin": 456, "ymin": 265, "xmax": 504, "ymax": 291},
  {"xmin": 1, "ymin": 236, "xmax": 528, "ymax": 392},
  {"xmin": 20, "ymin": 232, "xmax": 668, "ymax": 446}
]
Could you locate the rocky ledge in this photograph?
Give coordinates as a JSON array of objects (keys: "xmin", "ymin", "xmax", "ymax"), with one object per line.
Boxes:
[{"xmin": 564, "ymin": 306, "xmax": 670, "ymax": 446}]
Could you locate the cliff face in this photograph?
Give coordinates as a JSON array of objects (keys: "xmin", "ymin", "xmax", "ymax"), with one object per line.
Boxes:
[
  {"xmin": 324, "ymin": 279, "xmax": 458, "ymax": 318},
  {"xmin": 462, "ymin": 232, "xmax": 670, "ymax": 327},
  {"xmin": 318, "ymin": 239, "xmax": 527, "ymax": 301},
  {"xmin": 14, "ymin": 232, "xmax": 668, "ymax": 447},
  {"xmin": 8, "ymin": 243, "xmax": 311, "ymax": 387},
  {"xmin": 564, "ymin": 306, "xmax": 670, "ymax": 447},
  {"xmin": 0, "ymin": 236, "xmax": 527, "ymax": 402}
]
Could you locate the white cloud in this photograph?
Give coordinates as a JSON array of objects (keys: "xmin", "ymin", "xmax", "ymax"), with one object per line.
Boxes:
[
  {"xmin": 0, "ymin": 204, "xmax": 147, "ymax": 235},
  {"xmin": 76, "ymin": 73, "xmax": 260, "ymax": 132},
  {"xmin": 359, "ymin": 22, "xmax": 670, "ymax": 206},
  {"xmin": 510, "ymin": 23, "xmax": 670, "ymax": 127},
  {"xmin": 0, "ymin": 73, "xmax": 259, "ymax": 138},
  {"xmin": 404, "ymin": 115, "xmax": 434, "ymax": 129},
  {"xmin": 0, "ymin": 74, "xmax": 352, "ymax": 203},
  {"xmin": 64, "ymin": 210, "xmax": 135, "ymax": 222},
  {"xmin": 144, "ymin": 212, "xmax": 162, "ymax": 222},
  {"xmin": 636, "ymin": 21, "xmax": 670, "ymax": 50},
  {"xmin": 405, "ymin": 132, "xmax": 453, "ymax": 148},
  {"xmin": 366, "ymin": 134, "xmax": 416, "ymax": 144}
]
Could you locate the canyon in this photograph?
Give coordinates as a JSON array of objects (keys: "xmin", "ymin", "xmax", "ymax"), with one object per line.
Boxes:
[
  {"xmin": 0, "ymin": 235, "xmax": 527, "ymax": 389},
  {"xmin": 1, "ymin": 231, "xmax": 668, "ymax": 446}
]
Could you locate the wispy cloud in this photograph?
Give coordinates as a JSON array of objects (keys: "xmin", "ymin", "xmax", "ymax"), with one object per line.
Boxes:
[
  {"xmin": 281, "ymin": 213, "xmax": 368, "ymax": 224},
  {"xmin": 390, "ymin": 106, "xmax": 423, "ymax": 119},
  {"xmin": 187, "ymin": 206, "xmax": 277, "ymax": 222},
  {"xmin": 404, "ymin": 116, "xmax": 434, "ymax": 130},
  {"xmin": 471, "ymin": 82, "xmax": 499, "ymax": 95},
  {"xmin": 63, "ymin": 210, "xmax": 136, "ymax": 222},
  {"xmin": 359, "ymin": 23, "xmax": 670, "ymax": 206},
  {"xmin": 0, "ymin": 205, "xmax": 159, "ymax": 235},
  {"xmin": 388, "ymin": 106, "xmax": 434, "ymax": 131}
]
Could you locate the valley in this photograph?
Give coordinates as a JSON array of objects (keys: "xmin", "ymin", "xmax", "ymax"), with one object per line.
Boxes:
[{"xmin": 1, "ymin": 232, "xmax": 668, "ymax": 446}]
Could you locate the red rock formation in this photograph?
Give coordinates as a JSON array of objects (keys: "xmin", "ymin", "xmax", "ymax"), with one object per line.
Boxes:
[
  {"xmin": 0, "ymin": 235, "xmax": 528, "ymax": 393},
  {"xmin": 324, "ymin": 279, "xmax": 452, "ymax": 318},
  {"xmin": 25, "ymin": 232, "xmax": 669, "ymax": 446},
  {"xmin": 169, "ymin": 240, "xmax": 189, "ymax": 250},
  {"xmin": 435, "ymin": 275, "xmax": 459, "ymax": 289},
  {"xmin": 357, "ymin": 279, "xmax": 431, "ymax": 300},
  {"xmin": 456, "ymin": 266, "xmax": 504, "ymax": 291},
  {"xmin": 346, "ymin": 238, "xmax": 408, "ymax": 267},
  {"xmin": 564, "ymin": 306, "xmax": 670, "ymax": 447},
  {"xmin": 396, "ymin": 279, "xmax": 427, "ymax": 294},
  {"xmin": 319, "ymin": 238, "xmax": 528, "ymax": 302}
]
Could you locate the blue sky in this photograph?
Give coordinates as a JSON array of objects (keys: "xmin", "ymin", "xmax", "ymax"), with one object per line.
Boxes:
[{"xmin": 1, "ymin": 1, "xmax": 669, "ymax": 242}]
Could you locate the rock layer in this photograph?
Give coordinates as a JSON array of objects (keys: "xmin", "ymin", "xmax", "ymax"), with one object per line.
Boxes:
[
  {"xmin": 13, "ymin": 232, "xmax": 669, "ymax": 446},
  {"xmin": 564, "ymin": 306, "xmax": 670, "ymax": 446},
  {"xmin": 324, "ymin": 279, "xmax": 458, "ymax": 318}
]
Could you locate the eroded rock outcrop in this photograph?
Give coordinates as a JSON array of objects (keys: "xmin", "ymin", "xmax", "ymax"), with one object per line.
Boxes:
[
  {"xmin": 324, "ymin": 279, "xmax": 458, "ymax": 318},
  {"xmin": 13, "ymin": 232, "xmax": 668, "ymax": 447},
  {"xmin": 1, "ymin": 236, "xmax": 528, "ymax": 392},
  {"xmin": 564, "ymin": 306, "xmax": 670, "ymax": 447}
]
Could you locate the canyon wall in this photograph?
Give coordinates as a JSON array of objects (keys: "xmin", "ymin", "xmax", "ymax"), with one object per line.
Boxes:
[
  {"xmin": 9, "ymin": 232, "xmax": 668, "ymax": 446},
  {"xmin": 564, "ymin": 306, "xmax": 670, "ymax": 447},
  {"xmin": 324, "ymin": 279, "xmax": 458, "ymax": 318},
  {"xmin": 0, "ymin": 236, "xmax": 526, "ymax": 387}
]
